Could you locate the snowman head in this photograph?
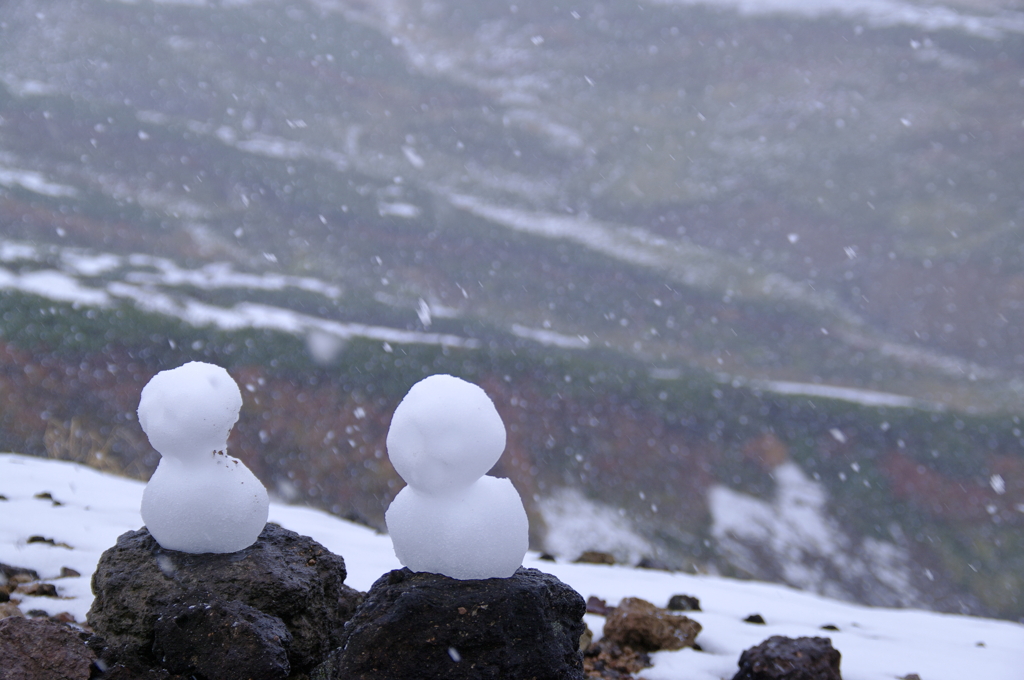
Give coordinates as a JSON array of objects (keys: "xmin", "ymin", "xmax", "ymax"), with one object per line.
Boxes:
[
  {"xmin": 387, "ymin": 374, "xmax": 506, "ymax": 495},
  {"xmin": 138, "ymin": 361, "xmax": 243, "ymax": 462}
]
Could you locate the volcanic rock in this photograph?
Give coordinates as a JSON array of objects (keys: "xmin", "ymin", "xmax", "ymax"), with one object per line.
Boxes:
[
  {"xmin": 87, "ymin": 523, "xmax": 362, "ymax": 676},
  {"xmin": 0, "ymin": 616, "xmax": 96, "ymax": 680},
  {"xmin": 152, "ymin": 596, "xmax": 292, "ymax": 680},
  {"xmin": 732, "ymin": 636, "xmax": 842, "ymax": 680},
  {"xmin": 602, "ymin": 597, "xmax": 701, "ymax": 652},
  {"xmin": 312, "ymin": 566, "xmax": 587, "ymax": 680},
  {"xmin": 667, "ymin": 594, "xmax": 701, "ymax": 611}
]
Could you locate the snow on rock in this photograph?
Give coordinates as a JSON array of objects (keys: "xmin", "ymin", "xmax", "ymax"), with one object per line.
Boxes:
[
  {"xmin": 138, "ymin": 361, "xmax": 269, "ymax": 554},
  {"xmin": 384, "ymin": 374, "xmax": 528, "ymax": 579}
]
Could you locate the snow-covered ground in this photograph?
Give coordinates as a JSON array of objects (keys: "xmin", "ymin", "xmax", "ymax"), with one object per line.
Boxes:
[{"xmin": 1, "ymin": 453, "xmax": 1021, "ymax": 680}]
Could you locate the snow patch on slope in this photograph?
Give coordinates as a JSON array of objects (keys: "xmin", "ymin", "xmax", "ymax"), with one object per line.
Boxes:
[
  {"xmin": 537, "ymin": 487, "xmax": 654, "ymax": 565},
  {"xmin": 710, "ymin": 462, "xmax": 921, "ymax": 607}
]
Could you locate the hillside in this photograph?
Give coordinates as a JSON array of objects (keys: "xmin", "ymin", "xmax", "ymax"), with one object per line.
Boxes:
[{"xmin": 0, "ymin": 0, "xmax": 1023, "ymax": 620}]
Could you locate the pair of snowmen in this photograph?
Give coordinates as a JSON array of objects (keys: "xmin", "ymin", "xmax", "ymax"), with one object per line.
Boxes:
[{"xmin": 140, "ymin": 363, "xmax": 527, "ymax": 580}]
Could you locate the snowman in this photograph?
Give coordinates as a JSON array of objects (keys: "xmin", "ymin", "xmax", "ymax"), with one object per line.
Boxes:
[
  {"xmin": 384, "ymin": 374, "xmax": 529, "ymax": 580},
  {"xmin": 138, "ymin": 361, "xmax": 269, "ymax": 554}
]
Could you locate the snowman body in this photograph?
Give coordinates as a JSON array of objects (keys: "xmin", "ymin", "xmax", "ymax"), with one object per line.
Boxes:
[
  {"xmin": 384, "ymin": 374, "xmax": 529, "ymax": 580},
  {"xmin": 138, "ymin": 361, "xmax": 269, "ymax": 554}
]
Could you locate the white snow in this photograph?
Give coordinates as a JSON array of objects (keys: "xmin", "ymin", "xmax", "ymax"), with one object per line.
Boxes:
[
  {"xmin": 1, "ymin": 453, "xmax": 1021, "ymax": 680},
  {"xmin": 512, "ymin": 323, "xmax": 591, "ymax": 349},
  {"xmin": 137, "ymin": 362, "xmax": 269, "ymax": 553},
  {"xmin": 0, "ymin": 165, "xmax": 78, "ymax": 198},
  {"xmin": 536, "ymin": 486, "xmax": 654, "ymax": 565},
  {"xmin": 710, "ymin": 462, "xmax": 921, "ymax": 607},
  {"xmin": 384, "ymin": 374, "xmax": 529, "ymax": 579},
  {"xmin": 0, "ymin": 239, "xmax": 480, "ymax": 351},
  {"xmin": 645, "ymin": 0, "xmax": 1024, "ymax": 40},
  {"xmin": 750, "ymin": 379, "xmax": 927, "ymax": 409}
]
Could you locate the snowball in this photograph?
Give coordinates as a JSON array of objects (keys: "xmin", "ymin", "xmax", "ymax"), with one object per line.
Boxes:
[
  {"xmin": 138, "ymin": 361, "xmax": 243, "ymax": 462},
  {"xmin": 138, "ymin": 361, "xmax": 268, "ymax": 553},
  {"xmin": 141, "ymin": 454, "xmax": 269, "ymax": 554},
  {"xmin": 386, "ymin": 476, "xmax": 529, "ymax": 580},
  {"xmin": 386, "ymin": 374, "xmax": 506, "ymax": 495}
]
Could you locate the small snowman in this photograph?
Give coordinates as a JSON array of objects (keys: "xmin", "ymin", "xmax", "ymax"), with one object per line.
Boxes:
[
  {"xmin": 384, "ymin": 374, "xmax": 529, "ymax": 580},
  {"xmin": 138, "ymin": 361, "xmax": 269, "ymax": 554}
]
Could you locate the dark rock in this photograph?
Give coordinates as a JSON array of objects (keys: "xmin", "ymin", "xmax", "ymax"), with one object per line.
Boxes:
[
  {"xmin": 745, "ymin": 613, "xmax": 767, "ymax": 624},
  {"xmin": 15, "ymin": 582, "xmax": 58, "ymax": 597},
  {"xmin": 586, "ymin": 595, "xmax": 610, "ymax": 615},
  {"xmin": 574, "ymin": 550, "xmax": 617, "ymax": 565},
  {"xmin": 153, "ymin": 596, "xmax": 292, "ymax": 680},
  {"xmin": 820, "ymin": 624, "xmax": 840, "ymax": 631},
  {"xmin": 636, "ymin": 556, "xmax": 675, "ymax": 571},
  {"xmin": 667, "ymin": 594, "xmax": 701, "ymax": 611},
  {"xmin": 0, "ymin": 616, "xmax": 97, "ymax": 680},
  {"xmin": 732, "ymin": 636, "xmax": 842, "ymax": 680},
  {"xmin": 538, "ymin": 552, "xmax": 557, "ymax": 561},
  {"xmin": 60, "ymin": 567, "xmax": 81, "ymax": 578},
  {"xmin": 312, "ymin": 566, "xmax": 587, "ymax": 680},
  {"xmin": 601, "ymin": 597, "xmax": 701, "ymax": 652},
  {"xmin": 87, "ymin": 523, "xmax": 362, "ymax": 675},
  {"xmin": 1, "ymin": 563, "xmax": 40, "ymax": 584}
]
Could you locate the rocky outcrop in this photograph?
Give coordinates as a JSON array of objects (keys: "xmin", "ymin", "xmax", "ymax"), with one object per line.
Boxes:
[
  {"xmin": 87, "ymin": 523, "xmax": 362, "ymax": 677},
  {"xmin": 0, "ymin": 616, "xmax": 96, "ymax": 680},
  {"xmin": 312, "ymin": 567, "xmax": 587, "ymax": 680},
  {"xmin": 732, "ymin": 636, "xmax": 842, "ymax": 680}
]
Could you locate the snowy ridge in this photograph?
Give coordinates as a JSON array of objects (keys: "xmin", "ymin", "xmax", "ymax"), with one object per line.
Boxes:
[
  {"xmin": 646, "ymin": 0, "xmax": 1024, "ymax": 39},
  {"xmin": 0, "ymin": 241, "xmax": 481, "ymax": 351},
  {"xmin": 748, "ymin": 379, "xmax": 932, "ymax": 409},
  {"xmin": 1, "ymin": 454, "xmax": 1021, "ymax": 680}
]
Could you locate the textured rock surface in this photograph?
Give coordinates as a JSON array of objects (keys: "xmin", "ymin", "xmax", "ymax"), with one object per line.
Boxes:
[
  {"xmin": 152, "ymin": 596, "xmax": 292, "ymax": 680},
  {"xmin": 313, "ymin": 567, "xmax": 587, "ymax": 680},
  {"xmin": 732, "ymin": 636, "xmax": 843, "ymax": 680},
  {"xmin": 87, "ymin": 523, "xmax": 362, "ymax": 675},
  {"xmin": 584, "ymin": 597, "xmax": 702, "ymax": 679},
  {"xmin": 602, "ymin": 597, "xmax": 702, "ymax": 652},
  {"xmin": 0, "ymin": 616, "xmax": 96, "ymax": 680}
]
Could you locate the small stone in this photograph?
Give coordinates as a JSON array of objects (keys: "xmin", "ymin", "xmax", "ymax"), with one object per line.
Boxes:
[
  {"xmin": 821, "ymin": 624, "xmax": 840, "ymax": 631},
  {"xmin": 15, "ymin": 583, "xmax": 58, "ymax": 598},
  {"xmin": 313, "ymin": 567, "xmax": 586, "ymax": 680},
  {"xmin": 583, "ymin": 639, "xmax": 651, "ymax": 678},
  {"xmin": 574, "ymin": 550, "xmax": 617, "ymax": 565},
  {"xmin": 601, "ymin": 597, "xmax": 701, "ymax": 652},
  {"xmin": 26, "ymin": 535, "xmax": 71, "ymax": 548},
  {"xmin": 60, "ymin": 567, "xmax": 81, "ymax": 578},
  {"xmin": 667, "ymin": 594, "xmax": 701, "ymax": 611},
  {"xmin": 587, "ymin": 595, "xmax": 610, "ymax": 615},
  {"xmin": 0, "ymin": 602, "xmax": 25, "ymax": 619},
  {"xmin": 744, "ymin": 613, "xmax": 767, "ymax": 624},
  {"xmin": 0, "ymin": 616, "xmax": 96, "ymax": 680},
  {"xmin": 1, "ymin": 563, "xmax": 40, "ymax": 583},
  {"xmin": 732, "ymin": 636, "xmax": 842, "ymax": 680}
]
